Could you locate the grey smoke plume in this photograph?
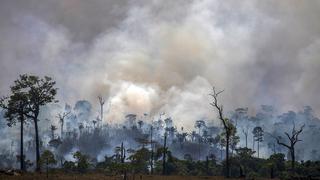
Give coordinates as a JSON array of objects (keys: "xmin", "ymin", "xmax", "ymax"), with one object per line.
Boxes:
[{"xmin": 1, "ymin": 0, "xmax": 320, "ymax": 130}]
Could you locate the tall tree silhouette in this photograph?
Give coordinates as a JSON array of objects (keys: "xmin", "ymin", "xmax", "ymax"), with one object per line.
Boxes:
[
  {"xmin": 11, "ymin": 74, "xmax": 57, "ymax": 172},
  {"xmin": 242, "ymin": 126, "xmax": 249, "ymax": 148},
  {"xmin": 56, "ymin": 111, "xmax": 70, "ymax": 139},
  {"xmin": 195, "ymin": 120, "xmax": 206, "ymax": 160},
  {"xmin": 210, "ymin": 87, "xmax": 234, "ymax": 177},
  {"xmin": 149, "ymin": 125, "xmax": 154, "ymax": 174},
  {"xmin": 162, "ymin": 132, "xmax": 168, "ymax": 175},
  {"xmin": 98, "ymin": 96, "xmax": 105, "ymax": 125},
  {"xmin": 274, "ymin": 124, "xmax": 305, "ymax": 171},
  {"xmin": 252, "ymin": 126, "xmax": 264, "ymax": 158},
  {"xmin": 0, "ymin": 92, "xmax": 29, "ymax": 171}
]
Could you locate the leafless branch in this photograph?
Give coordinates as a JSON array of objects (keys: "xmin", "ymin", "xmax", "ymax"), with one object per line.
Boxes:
[{"xmin": 98, "ymin": 96, "xmax": 105, "ymax": 106}]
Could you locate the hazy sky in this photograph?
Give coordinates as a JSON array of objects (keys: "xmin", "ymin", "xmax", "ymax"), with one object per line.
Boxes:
[{"xmin": 1, "ymin": 0, "xmax": 320, "ymax": 129}]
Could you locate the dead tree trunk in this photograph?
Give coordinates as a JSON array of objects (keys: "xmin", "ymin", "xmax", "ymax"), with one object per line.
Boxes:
[
  {"xmin": 225, "ymin": 131, "xmax": 230, "ymax": 177},
  {"xmin": 242, "ymin": 128, "xmax": 248, "ymax": 148},
  {"xmin": 19, "ymin": 112, "xmax": 24, "ymax": 171},
  {"xmin": 98, "ymin": 96, "xmax": 105, "ymax": 125},
  {"xmin": 57, "ymin": 111, "xmax": 70, "ymax": 139},
  {"xmin": 274, "ymin": 124, "xmax": 305, "ymax": 172},
  {"xmin": 210, "ymin": 87, "xmax": 233, "ymax": 178}
]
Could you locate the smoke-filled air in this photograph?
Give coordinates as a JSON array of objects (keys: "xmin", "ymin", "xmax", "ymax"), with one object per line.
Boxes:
[{"xmin": 1, "ymin": 0, "xmax": 320, "ymax": 179}]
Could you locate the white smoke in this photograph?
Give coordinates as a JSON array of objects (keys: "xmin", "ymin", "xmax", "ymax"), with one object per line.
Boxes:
[{"xmin": 1, "ymin": 0, "xmax": 320, "ymax": 130}]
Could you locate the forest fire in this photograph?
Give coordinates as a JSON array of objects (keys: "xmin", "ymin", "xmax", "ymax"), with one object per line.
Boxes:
[{"xmin": 1, "ymin": 0, "xmax": 320, "ymax": 179}]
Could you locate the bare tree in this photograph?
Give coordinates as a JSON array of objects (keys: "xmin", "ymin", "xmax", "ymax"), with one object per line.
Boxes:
[
  {"xmin": 242, "ymin": 126, "xmax": 249, "ymax": 148},
  {"xmin": 273, "ymin": 124, "xmax": 305, "ymax": 171},
  {"xmin": 209, "ymin": 87, "xmax": 234, "ymax": 177},
  {"xmin": 56, "ymin": 111, "xmax": 71, "ymax": 139},
  {"xmin": 98, "ymin": 96, "xmax": 105, "ymax": 125}
]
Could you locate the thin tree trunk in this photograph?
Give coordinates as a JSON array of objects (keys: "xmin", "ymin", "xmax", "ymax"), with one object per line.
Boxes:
[
  {"xmin": 150, "ymin": 127, "xmax": 153, "ymax": 175},
  {"xmin": 20, "ymin": 114, "xmax": 24, "ymax": 171},
  {"xmin": 100, "ymin": 105, "xmax": 103, "ymax": 122},
  {"xmin": 273, "ymin": 143, "xmax": 276, "ymax": 154},
  {"xmin": 258, "ymin": 141, "xmax": 260, "ymax": 158},
  {"xmin": 46, "ymin": 159, "xmax": 49, "ymax": 178},
  {"xmin": 61, "ymin": 122, "xmax": 63, "ymax": 139},
  {"xmin": 198, "ymin": 129, "xmax": 201, "ymax": 161},
  {"xmin": 291, "ymin": 148, "xmax": 295, "ymax": 171},
  {"xmin": 252, "ymin": 137, "xmax": 255, "ymax": 151},
  {"xmin": 245, "ymin": 134, "xmax": 248, "ymax": 148},
  {"xmin": 34, "ymin": 118, "xmax": 41, "ymax": 172},
  {"xmin": 206, "ymin": 156, "xmax": 209, "ymax": 175},
  {"xmin": 226, "ymin": 133, "xmax": 230, "ymax": 178},
  {"xmin": 162, "ymin": 134, "xmax": 167, "ymax": 175}
]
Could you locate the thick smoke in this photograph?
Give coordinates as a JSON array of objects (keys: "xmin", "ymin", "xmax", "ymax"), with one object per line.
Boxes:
[{"xmin": 1, "ymin": 0, "xmax": 320, "ymax": 130}]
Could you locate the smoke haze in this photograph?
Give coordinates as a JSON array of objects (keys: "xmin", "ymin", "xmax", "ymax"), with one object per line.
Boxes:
[{"xmin": 1, "ymin": 0, "xmax": 320, "ymax": 130}]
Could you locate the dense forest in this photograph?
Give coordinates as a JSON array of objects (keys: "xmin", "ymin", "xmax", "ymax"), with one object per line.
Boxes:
[{"xmin": 1, "ymin": 74, "xmax": 320, "ymax": 179}]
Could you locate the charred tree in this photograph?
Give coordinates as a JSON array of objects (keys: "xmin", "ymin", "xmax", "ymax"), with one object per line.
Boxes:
[
  {"xmin": 57, "ymin": 111, "xmax": 70, "ymax": 139},
  {"xmin": 274, "ymin": 124, "xmax": 305, "ymax": 171},
  {"xmin": 98, "ymin": 96, "xmax": 105, "ymax": 125},
  {"xmin": 210, "ymin": 87, "xmax": 234, "ymax": 178},
  {"xmin": 242, "ymin": 127, "xmax": 249, "ymax": 148}
]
